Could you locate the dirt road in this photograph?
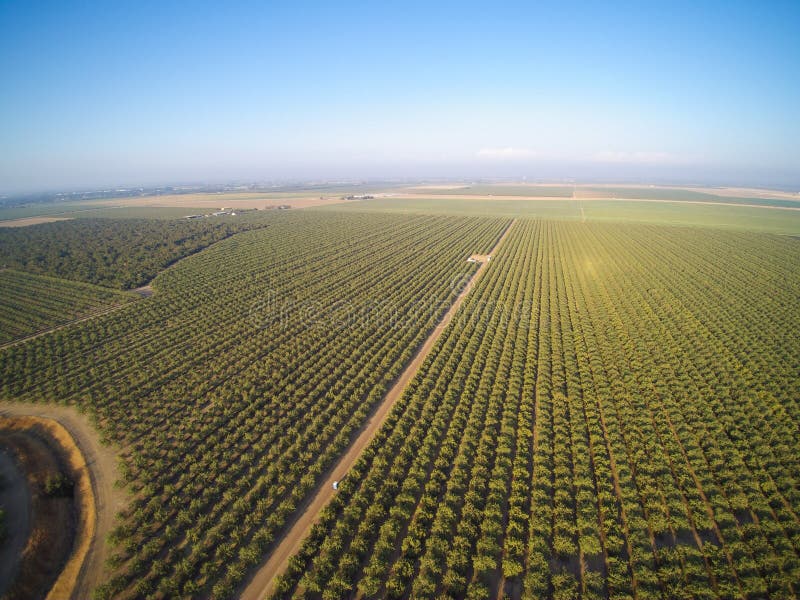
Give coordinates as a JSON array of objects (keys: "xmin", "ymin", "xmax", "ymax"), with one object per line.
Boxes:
[
  {"xmin": 240, "ymin": 220, "xmax": 516, "ymax": 600},
  {"xmin": 0, "ymin": 404, "xmax": 126, "ymax": 600}
]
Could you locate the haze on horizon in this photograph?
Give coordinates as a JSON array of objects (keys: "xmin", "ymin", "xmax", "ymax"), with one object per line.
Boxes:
[{"xmin": 1, "ymin": 0, "xmax": 799, "ymax": 194}]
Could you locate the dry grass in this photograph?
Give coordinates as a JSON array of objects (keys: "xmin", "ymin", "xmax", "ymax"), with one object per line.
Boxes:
[{"xmin": 0, "ymin": 217, "xmax": 73, "ymax": 228}]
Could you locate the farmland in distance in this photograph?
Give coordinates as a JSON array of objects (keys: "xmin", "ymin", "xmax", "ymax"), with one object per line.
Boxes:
[{"xmin": 317, "ymin": 197, "xmax": 800, "ymax": 235}]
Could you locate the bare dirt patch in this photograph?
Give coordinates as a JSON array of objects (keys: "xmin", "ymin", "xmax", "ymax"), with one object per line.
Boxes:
[
  {"xmin": 0, "ymin": 405, "xmax": 125, "ymax": 600},
  {"xmin": 0, "ymin": 217, "xmax": 73, "ymax": 228},
  {"xmin": 132, "ymin": 285, "xmax": 153, "ymax": 298}
]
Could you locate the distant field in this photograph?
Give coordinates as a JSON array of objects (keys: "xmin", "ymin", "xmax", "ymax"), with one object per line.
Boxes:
[
  {"xmin": 84, "ymin": 192, "xmax": 310, "ymax": 208},
  {"xmin": 404, "ymin": 184, "xmax": 575, "ymax": 197},
  {"xmin": 397, "ymin": 183, "xmax": 800, "ymax": 205},
  {"xmin": 0, "ymin": 216, "xmax": 73, "ymax": 227},
  {"xmin": 577, "ymin": 186, "xmax": 727, "ymax": 201},
  {"xmin": 83, "ymin": 193, "xmax": 364, "ymax": 211},
  {"xmin": 0, "ymin": 193, "xmax": 357, "ymax": 222},
  {"xmin": 582, "ymin": 199, "xmax": 800, "ymax": 233},
  {"xmin": 326, "ymin": 197, "xmax": 581, "ymax": 217},
  {"xmin": 578, "ymin": 186, "xmax": 800, "ymax": 208},
  {"xmin": 3, "ymin": 184, "xmax": 797, "ymax": 224},
  {"xmin": 62, "ymin": 206, "xmax": 224, "ymax": 219},
  {"xmin": 0, "ymin": 270, "xmax": 135, "ymax": 344},
  {"xmin": 0, "ymin": 204, "xmax": 214, "ymax": 221},
  {"xmin": 0, "ymin": 204, "xmax": 88, "ymax": 221},
  {"xmin": 320, "ymin": 196, "xmax": 800, "ymax": 234}
]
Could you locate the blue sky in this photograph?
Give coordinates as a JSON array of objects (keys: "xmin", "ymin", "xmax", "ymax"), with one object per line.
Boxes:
[{"xmin": 1, "ymin": 1, "xmax": 799, "ymax": 192}]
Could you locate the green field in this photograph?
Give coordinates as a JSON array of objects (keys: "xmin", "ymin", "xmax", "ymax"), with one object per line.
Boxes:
[
  {"xmin": 581, "ymin": 200, "xmax": 800, "ymax": 233},
  {"xmin": 584, "ymin": 187, "xmax": 800, "ymax": 209},
  {"xmin": 320, "ymin": 197, "xmax": 800, "ymax": 234},
  {"xmin": 0, "ymin": 207, "xmax": 798, "ymax": 599},
  {"xmin": 326, "ymin": 197, "xmax": 584, "ymax": 217},
  {"xmin": 398, "ymin": 184, "xmax": 800, "ymax": 208},
  {"xmin": 276, "ymin": 220, "xmax": 800, "ymax": 599},
  {"xmin": 583, "ymin": 186, "xmax": 729, "ymax": 201},
  {"xmin": 0, "ymin": 269, "xmax": 136, "ymax": 344},
  {"xmin": 0, "ymin": 203, "xmax": 90, "ymax": 220}
]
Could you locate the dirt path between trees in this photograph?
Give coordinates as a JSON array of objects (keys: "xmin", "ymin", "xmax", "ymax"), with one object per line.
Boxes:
[
  {"xmin": 0, "ymin": 404, "xmax": 126, "ymax": 600},
  {"xmin": 239, "ymin": 220, "xmax": 516, "ymax": 600}
]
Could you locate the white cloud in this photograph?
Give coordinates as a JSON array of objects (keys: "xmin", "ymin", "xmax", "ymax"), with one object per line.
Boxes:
[
  {"xmin": 476, "ymin": 147, "xmax": 540, "ymax": 160},
  {"xmin": 591, "ymin": 151, "xmax": 675, "ymax": 164}
]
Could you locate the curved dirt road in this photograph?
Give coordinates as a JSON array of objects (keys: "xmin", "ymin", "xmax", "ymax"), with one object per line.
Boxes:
[
  {"xmin": 240, "ymin": 220, "xmax": 516, "ymax": 600},
  {"xmin": 0, "ymin": 403, "xmax": 126, "ymax": 599}
]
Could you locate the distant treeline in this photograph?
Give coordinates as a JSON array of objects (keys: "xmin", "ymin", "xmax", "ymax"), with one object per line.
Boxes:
[{"xmin": 0, "ymin": 217, "xmax": 268, "ymax": 289}]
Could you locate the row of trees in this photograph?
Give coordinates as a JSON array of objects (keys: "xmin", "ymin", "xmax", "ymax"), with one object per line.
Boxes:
[
  {"xmin": 272, "ymin": 220, "xmax": 800, "ymax": 599},
  {"xmin": 0, "ymin": 210, "xmax": 509, "ymax": 598},
  {"xmin": 0, "ymin": 269, "xmax": 134, "ymax": 343}
]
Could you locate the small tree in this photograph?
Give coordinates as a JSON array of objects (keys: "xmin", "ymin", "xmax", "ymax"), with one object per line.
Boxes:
[{"xmin": 43, "ymin": 473, "xmax": 73, "ymax": 497}]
